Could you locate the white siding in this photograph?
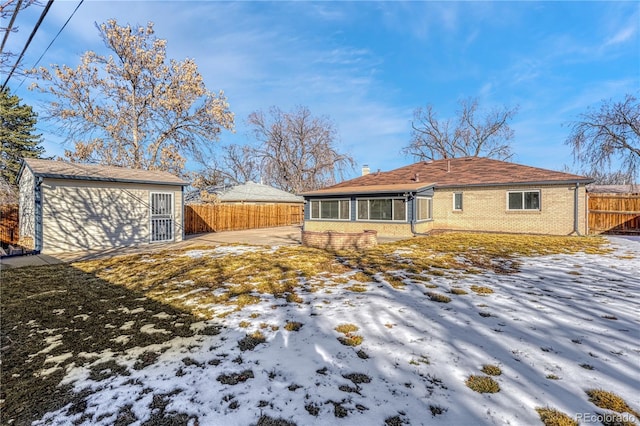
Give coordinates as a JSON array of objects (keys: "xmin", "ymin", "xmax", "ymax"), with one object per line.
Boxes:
[{"xmin": 40, "ymin": 179, "xmax": 183, "ymax": 253}]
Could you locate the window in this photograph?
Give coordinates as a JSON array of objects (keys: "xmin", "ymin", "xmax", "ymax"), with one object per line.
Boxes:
[
  {"xmin": 507, "ymin": 190, "xmax": 540, "ymax": 210},
  {"xmin": 453, "ymin": 192, "xmax": 463, "ymax": 211},
  {"xmin": 357, "ymin": 198, "xmax": 406, "ymax": 221},
  {"xmin": 416, "ymin": 197, "xmax": 432, "ymax": 221},
  {"xmin": 150, "ymin": 192, "xmax": 174, "ymax": 242},
  {"xmin": 309, "ymin": 199, "xmax": 350, "ymax": 220}
]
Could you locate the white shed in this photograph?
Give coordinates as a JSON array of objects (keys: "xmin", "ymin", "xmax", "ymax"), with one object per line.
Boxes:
[{"xmin": 18, "ymin": 159, "xmax": 188, "ymax": 254}]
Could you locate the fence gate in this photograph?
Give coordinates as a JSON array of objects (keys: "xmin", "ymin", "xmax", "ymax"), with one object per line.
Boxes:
[{"xmin": 150, "ymin": 193, "xmax": 174, "ymax": 242}]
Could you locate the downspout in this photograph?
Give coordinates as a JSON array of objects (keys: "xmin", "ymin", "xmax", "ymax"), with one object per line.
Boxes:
[
  {"xmin": 573, "ymin": 182, "xmax": 582, "ymax": 236},
  {"xmin": 181, "ymin": 185, "xmax": 185, "ymax": 241}
]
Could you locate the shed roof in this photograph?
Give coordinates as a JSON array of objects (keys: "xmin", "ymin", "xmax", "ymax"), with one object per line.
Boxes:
[
  {"xmin": 186, "ymin": 181, "xmax": 304, "ymax": 204},
  {"xmin": 586, "ymin": 184, "xmax": 640, "ymax": 194},
  {"xmin": 302, "ymin": 157, "xmax": 592, "ymax": 196},
  {"xmin": 20, "ymin": 158, "xmax": 188, "ymax": 186}
]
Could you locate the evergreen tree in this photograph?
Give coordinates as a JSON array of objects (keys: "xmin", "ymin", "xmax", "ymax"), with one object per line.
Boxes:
[{"xmin": 1, "ymin": 88, "xmax": 44, "ymax": 186}]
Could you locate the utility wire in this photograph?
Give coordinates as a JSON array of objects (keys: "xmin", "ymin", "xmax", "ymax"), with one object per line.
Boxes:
[
  {"xmin": 1, "ymin": 0, "xmax": 24, "ymax": 54},
  {"xmin": 30, "ymin": 0, "xmax": 83, "ymax": 70},
  {"xmin": 2, "ymin": 0, "xmax": 54, "ymax": 90},
  {"xmin": 13, "ymin": 0, "xmax": 84, "ymax": 91}
]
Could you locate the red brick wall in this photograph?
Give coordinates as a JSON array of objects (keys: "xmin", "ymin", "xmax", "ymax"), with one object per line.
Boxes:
[{"xmin": 302, "ymin": 229, "xmax": 378, "ymax": 250}]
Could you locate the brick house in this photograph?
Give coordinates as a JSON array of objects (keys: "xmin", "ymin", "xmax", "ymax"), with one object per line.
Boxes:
[{"xmin": 301, "ymin": 157, "xmax": 593, "ymax": 238}]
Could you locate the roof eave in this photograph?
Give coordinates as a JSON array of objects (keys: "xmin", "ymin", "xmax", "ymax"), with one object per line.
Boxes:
[
  {"xmin": 36, "ymin": 173, "xmax": 189, "ymax": 186},
  {"xmin": 434, "ymin": 178, "xmax": 594, "ymax": 189},
  {"xmin": 301, "ymin": 184, "xmax": 434, "ymax": 197}
]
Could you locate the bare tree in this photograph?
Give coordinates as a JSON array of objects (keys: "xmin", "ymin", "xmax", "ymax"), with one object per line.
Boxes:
[
  {"xmin": 219, "ymin": 144, "xmax": 260, "ymax": 184},
  {"xmin": 247, "ymin": 106, "xmax": 355, "ymax": 193},
  {"xmin": 191, "ymin": 144, "xmax": 260, "ymax": 189},
  {"xmin": 565, "ymin": 93, "xmax": 639, "ymax": 183},
  {"xmin": 29, "ymin": 20, "xmax": 234, "ymax": 176},
  {"xmin": 403, "ymin": 98, "xmax": 518, "ymax": 161},
  {"xmin": 1, "ymin": 0, "xmax": 40, "ymax": 77}
]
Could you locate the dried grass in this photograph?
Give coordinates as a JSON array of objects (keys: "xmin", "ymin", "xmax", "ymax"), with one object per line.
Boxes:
[
  {"xmin": 535, "ymin": 407, "xmax": 578, "ymax": 426},
  {"xmin": 465, "ymin": 375, "xmax": 500, "ymax": 393},
  {"xmin": 585, "ymin": 389, "xmax": 640, "ymax": 418}
]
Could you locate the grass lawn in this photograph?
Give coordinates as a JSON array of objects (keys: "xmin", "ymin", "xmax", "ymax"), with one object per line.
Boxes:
[{"xmin": 1, "ymin": 233, "xmax": 638, "ymax": 425}]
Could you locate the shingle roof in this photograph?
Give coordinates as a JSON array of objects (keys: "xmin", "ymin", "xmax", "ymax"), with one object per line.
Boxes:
[
  {"xmin": 186, "ymin": 181, "xmax": 303, "ymax": 204},
  {"xmin": 21, "ymin": 158, "xmax": 188, "ymax": 186},
  {"xmin": 302, "ymin": 157, "xmax": 592, "ymax": 196},
  {"xmin": 587, "ymin": 184, "xmax": 640, "ymax": 194}
]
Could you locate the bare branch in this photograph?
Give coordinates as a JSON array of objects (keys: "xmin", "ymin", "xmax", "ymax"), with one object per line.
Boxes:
[
  {"xmin": 565, "ymin": 93, "xmax": 639, "ymax": 182},
  {"xmin": 402, "ymin": 97, "xmax": 518, "ymax": 161},
  {"xmin": 246, "ymin": 105, "xmax": 355, "ymax": 193}
]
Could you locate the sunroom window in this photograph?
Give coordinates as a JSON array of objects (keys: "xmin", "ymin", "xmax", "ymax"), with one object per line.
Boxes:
[
  {"xmin": 357, "ymin": 198, "xmax": 406, "ymax": 221},
  {"xmin": 309, "ymin": 199, "xmax": 350, "ymax": 220},
  {"xmin": 416, "ymin": 197, "xmax": 432, "ymax": 221}
]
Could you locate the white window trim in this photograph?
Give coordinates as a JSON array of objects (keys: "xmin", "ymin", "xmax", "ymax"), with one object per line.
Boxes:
[
  {"xmin": 416, "ymin": 196, "xmax": 433, "ymax": 222},
  {"xmin": 309, "ymin": 199, "xmax": 351, "ymax": 221},
  {"xmin": 506, "ymin": 190, "xmax": 541, "ymax": 211},
  {"xmin": 356, "ymin": 197, "xmax": 407, "ymax": 222},
  {"xmin": 453, "ymin": 192, "xmax": 463, "ymax": 211}
]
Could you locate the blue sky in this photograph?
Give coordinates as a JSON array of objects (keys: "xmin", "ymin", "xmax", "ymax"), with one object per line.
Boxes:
[{"xmin": 5, "ymin": 1, "xmax": 639, "ymax": 179}]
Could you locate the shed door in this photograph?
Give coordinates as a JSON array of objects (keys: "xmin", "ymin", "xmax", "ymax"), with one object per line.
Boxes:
[{"xmin": 150, "ymin": 192, "xmax": 174, "ymax": 242}]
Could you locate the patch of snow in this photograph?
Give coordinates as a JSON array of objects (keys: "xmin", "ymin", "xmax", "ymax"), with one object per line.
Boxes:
[
  {"xmin": 140, "ymin": 324, "xmax": 170, "ymax": 335},
  {"xmin": 34, "ymin": 237, "xmax": 640, "ymax": 426}
]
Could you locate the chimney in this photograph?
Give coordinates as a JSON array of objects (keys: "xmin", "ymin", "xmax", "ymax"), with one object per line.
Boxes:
[{"xmin": 362, "ymin": 164, "xmax": 370, "ymax": 176}]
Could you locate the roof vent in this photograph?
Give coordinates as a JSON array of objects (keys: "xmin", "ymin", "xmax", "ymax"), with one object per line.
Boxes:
[
  {"xmin": 447, "ymin": 160, "xmax": 451, "ymax": 173},
  {"xmin": 362, "ymin": 165, "xmax": 370, "ymax": 176},
  {"xmin": 414, "ymin": 173, "xmax": 420, "ymax": 182}
]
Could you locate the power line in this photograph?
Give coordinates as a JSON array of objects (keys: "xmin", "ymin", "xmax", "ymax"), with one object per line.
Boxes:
[
  {"xmin": 29, "ymin": 0, "xmax": 84, "ymax": 70},
  {"xmin": 1, "ymin": 0, "xmax": 24, "ymax": 55},
  {"xmin": 1, "ymin": 0, "xmax": 54, "ymax": 90},
  {"xmin": 13, "ymin": 0, "xmax": 85, "ymax": 91}
]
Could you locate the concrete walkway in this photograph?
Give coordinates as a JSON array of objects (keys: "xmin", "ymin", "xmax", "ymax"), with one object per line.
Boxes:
[{"xmin": 0, "ymin": 226, "xmax": 304, "ymax": 269}]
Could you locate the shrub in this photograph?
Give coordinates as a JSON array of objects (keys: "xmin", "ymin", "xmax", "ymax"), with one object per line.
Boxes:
[
  {"xmin": 535, "ymin": 407, "xmax": 578, "ymax": 426},
  {"xmin": 465, "ymin": 375, "xmax": 500, "ymax": 393},
  {"xmin": 450, "ymin": 288, "xmax": 468, "ymax": 295}
]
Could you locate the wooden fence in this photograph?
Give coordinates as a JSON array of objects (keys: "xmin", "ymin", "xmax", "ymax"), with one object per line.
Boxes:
[
  {"xmin": 1, "ymin": 204, "xmax": 20, "ymax": 246},
  {"xmin": 184, "ymin": 203, "xmax": 303, "ymax": 235},
  {"xmin": 588, "ymin": 194, "xmax": 640, "ymax": 234}
]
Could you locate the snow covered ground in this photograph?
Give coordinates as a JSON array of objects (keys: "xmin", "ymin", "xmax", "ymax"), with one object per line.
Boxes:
[{"xmin": 34, "ymin": 237, "xmax": 639, "ymax": 425}]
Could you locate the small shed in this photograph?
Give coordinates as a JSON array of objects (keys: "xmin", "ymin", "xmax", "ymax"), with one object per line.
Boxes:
[{"xmin": 18, "ymin": 159, "xmax": 188, "ymax": 254}]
